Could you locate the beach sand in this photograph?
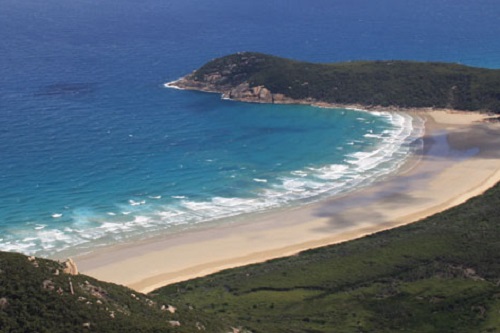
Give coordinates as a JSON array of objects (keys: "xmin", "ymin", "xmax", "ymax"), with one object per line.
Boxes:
[{"xmin": 75, "ymin": 110, "xmax": 500, "ymax": 293}]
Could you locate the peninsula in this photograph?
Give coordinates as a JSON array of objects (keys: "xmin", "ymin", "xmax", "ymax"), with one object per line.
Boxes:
[{"xmin": 169, "ymin": 52, "xmax": 500, "ymax": 113}]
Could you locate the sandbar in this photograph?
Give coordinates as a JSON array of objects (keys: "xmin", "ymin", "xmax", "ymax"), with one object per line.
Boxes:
[{"xmin": 75, "ymin": 109, "xmax": 500, "ymax": 293}]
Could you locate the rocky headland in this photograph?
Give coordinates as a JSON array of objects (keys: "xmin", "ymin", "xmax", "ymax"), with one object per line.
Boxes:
[
  {"xmin": 168, "ymin": 53, "xmax": 294, "ymax": 104},
  {"xmin": 168, "ymin": 52, "xmax": 500, "ymax": 113}
]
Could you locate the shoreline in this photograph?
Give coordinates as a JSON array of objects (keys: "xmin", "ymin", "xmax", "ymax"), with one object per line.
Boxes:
[
  {"xmin": 75, "ymin": 109, "xmax": 500, "ymax": 293},
  {"xmin": 165, "ymin": 77, "xmax": 500, "ymax": 117},
  {"xmin": 165, "ymin": 77, "xmax": 500, "ymax": 124}
]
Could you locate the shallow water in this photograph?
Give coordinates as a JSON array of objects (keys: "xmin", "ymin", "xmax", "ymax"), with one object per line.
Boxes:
[{"xmin": 0, "ymin": 0, "xmax": 499, "ymax": 256}]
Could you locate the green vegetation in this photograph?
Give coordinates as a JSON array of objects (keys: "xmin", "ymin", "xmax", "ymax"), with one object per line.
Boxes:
[
  {"xmin": 156, "ymin": 182, "xmax": 500, "ymax": 333},
  {"xmin": 192, "ymin": 52, "xmax": 500, "ymax": 112},
  {"xmin": 0, "ymin": 252, "xmax": 228, "ymax": 332}
]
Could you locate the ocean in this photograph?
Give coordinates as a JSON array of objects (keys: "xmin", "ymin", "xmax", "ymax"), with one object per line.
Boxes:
[{"xmin": 1, "ymin": 0, "xmax": 499, "ymax": 256}]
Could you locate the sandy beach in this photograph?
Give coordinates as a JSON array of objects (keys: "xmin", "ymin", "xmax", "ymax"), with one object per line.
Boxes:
[{"xmin": 75, "ymin": 109, "xmax": 500, "ymax": 293}]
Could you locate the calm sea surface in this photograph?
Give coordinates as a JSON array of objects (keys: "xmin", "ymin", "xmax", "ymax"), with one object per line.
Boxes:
[{"xmin": 1, "ymin": 0, "xmax": 499, "ymax": 256}]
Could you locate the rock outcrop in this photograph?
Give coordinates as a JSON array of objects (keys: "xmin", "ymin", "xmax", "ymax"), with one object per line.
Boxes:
[
  {"xmin": 167, "ymin": 52, "xmax": 323, "ymax": 106},
  {"xmin": 42, "ymin": 279, "xmax": 55, "ymax": 290},
  {"xmin": 63, "ymin": 258, "xmax": 78, "ymax": 275},
  {"xmin": 167, "ymin": 52, "xmax": 295, "ymax": 104},
  {"xmin": 223, "ymin": 83, "xmax": 273, "ymax": 103},
  {"xmin": 168, "ymin": 320, "xmax": 181, "ymax": 327},
  {"xmin": 170, "ymin": 75, "xmax": 298, "ymax": 105}
]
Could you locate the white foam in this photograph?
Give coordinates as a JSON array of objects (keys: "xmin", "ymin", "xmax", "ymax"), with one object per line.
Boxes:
[
  {"xmin": 164, "ymin": 80, "xmax": 185, "ymax": 90},
  {"xmin": 364, "ymin": 133, "xmax": 382, "ymax": 138},
  {"xmin": 51, "ymin": 213, "xmax": 62, "ymax": 218},
  {"xmin": 279, "ymin": 178, "xmax": 323, "ymax": 193},
  {"xmin": 252, "ymin": 111, "xmax": 424, "ymax": 205},
  {"xmin": 182, "ymin": 200, "xmax": 215, "ymax": 212},
  {"xmin": 129, "ymin": 199, "xmax": 146, "ymax": 206},
  {"xmin": 291, "ymin": 170, "xmax": 308, "ymax": 177},
  {"xmin": 100, "ymin": 222, "xmax": 124, "ymax": 233},
  {"xmin": 133, "ymin": 216, "xmax": 151, "ymax": 225},
  {"xmin": 157, "ymin": 210, "xmax": 184, "ymax": 219},
  {"xmin": 310, "ymin": 164, "xmax": 349, "ymax": 180},
  {"xmin": 212, "ymin": 197, "xmax": 259, "ymax": 208},
  {"xmin": 253, "ymin": 178, "xmax": 268, "ymax": 183},
  {"xmin": 0, "ymin": 241, "xmax": 37, "ymax": 253}
]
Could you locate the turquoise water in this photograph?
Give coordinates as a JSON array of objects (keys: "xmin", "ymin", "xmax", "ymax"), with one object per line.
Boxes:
[{"xmin": 0, "ymin": 0, "xmax": 499, "ymax": 256}]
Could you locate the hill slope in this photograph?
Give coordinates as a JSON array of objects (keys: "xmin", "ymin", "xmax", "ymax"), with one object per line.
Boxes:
[
  {"xmin": 156, "ymin": 182, "xmax": 500, "ymax": 333},
  {"xmin": 0, "ymin": 252, "xmax": 229, "ymax": 332},
  {"xmin": 171, "ymin": 52, "xmax": 500, "ymax": 113}
]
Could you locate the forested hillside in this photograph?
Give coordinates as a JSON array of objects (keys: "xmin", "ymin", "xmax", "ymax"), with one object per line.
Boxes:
[{"xmin": 173, "ymin": 52, "xmax": 500, "ymax": 112}]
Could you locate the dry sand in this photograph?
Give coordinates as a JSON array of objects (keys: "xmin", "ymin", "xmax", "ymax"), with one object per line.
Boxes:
[{"xmin": 75, "ymin": 109, "xmax": 500, "ymax": 293}]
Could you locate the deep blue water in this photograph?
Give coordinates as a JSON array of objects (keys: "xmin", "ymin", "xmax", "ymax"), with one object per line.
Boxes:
[{"xmin": 1, "ymin": 0, "xmax": 499, "ymax": 256}]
